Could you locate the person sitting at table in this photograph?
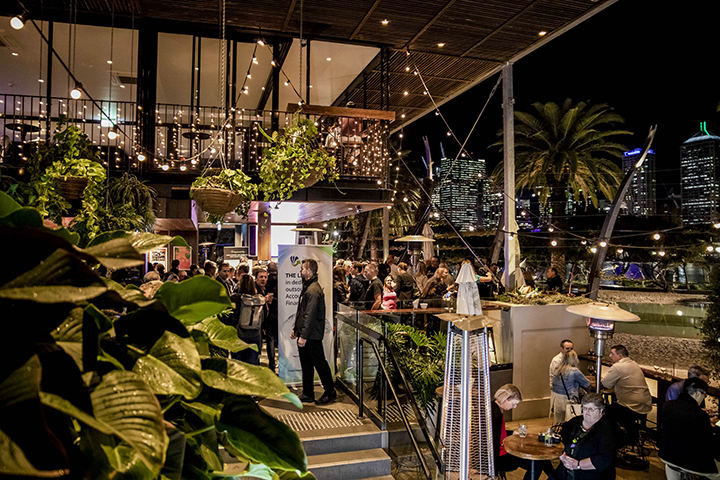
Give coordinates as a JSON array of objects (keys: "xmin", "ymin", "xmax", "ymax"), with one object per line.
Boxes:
[
  {"xmin": 550, "ymin": 350, "xmax": 591, "ymax": 425},
  {"xmin": 493, "ymin": 384, "xmax": 551, "ymax": 480},
  {"xmin": 601, "ymin": 345, "xmax": 652, "ymax": 446},
  {"xmin": 659, "ymin": 377, "xmax": 720, "ymax": 480},
  {"xmin": 665, "ymin": 365, "xmax": 710, "ymax": 402},
  {"xmin": 552, "ymin": 393, "xmax": 620, "ymax": 480}
]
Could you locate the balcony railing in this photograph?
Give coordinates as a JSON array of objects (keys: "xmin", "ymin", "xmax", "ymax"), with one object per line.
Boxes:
[{"xmin": 0, "ymin": 93, "xmax": 391, "ymax": 187}]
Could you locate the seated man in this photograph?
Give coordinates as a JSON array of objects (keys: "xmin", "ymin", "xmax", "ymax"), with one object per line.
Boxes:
[
  {"xmin": 659, "ymin": 377, "xmax": 720, "ymax": 480},
  {"xmin": 665, "ymin": 365, "xmax": 710, "ymax": 402},
  {"xmin": 601, "ymin": 345, "xmax": 652, "ymax": 444}
]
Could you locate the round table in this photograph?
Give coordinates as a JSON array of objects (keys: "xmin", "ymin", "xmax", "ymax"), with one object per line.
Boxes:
[
  {"xmin": 5, "ymin": 123, "xmax": 40, "ymax": 142},
  {"xmin": 503, "ymin": 434, "xmax": 564, "ymax": 479}
]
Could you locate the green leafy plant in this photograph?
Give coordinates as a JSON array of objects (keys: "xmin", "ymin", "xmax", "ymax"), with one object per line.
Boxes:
[
  {"xmin": 258, "ymin": 117, "xmax": 339, "ymax": 202},
  {"xmin": 191, "ymin": 168, "xmax": 258, "ymax": 224},
  {"xmin": 101, "ymin": 172, "xmax": 157, "ymax": 232},
  {"xmin": 0, "ymin": 191, "xmax": 311, "ymax": 480},
  {"xmin": 371, "ymin": 322, "xmax": 446, "ymax": 414}
]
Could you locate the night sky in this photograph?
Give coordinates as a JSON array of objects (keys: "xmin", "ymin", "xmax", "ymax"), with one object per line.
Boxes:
[{"xmin": 401, "ymin": 0, "xmax": 720, "ymax": 199}]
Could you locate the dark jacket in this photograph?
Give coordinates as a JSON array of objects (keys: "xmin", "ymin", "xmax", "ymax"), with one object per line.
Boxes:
[
  {"xmin": 293, "ymin": 274, "xmax": 326, "ymax": 340},
  {"xmin": 491, "ymin": 401, "xmax": 505, "ymax": 463},
  {"xmin": 349, "ymin": 274, "xmax": 369, "ymax": 302},
  {"xmin": 395, "ymin": 271, "xmax": 416, "ymax": 302},
  {"xmin": 660, "ymin": 392, "xmax": 720, "ymax": 474},
  {"xmin": 333, "ymin": 281, "xmax": 349, "ymax": 314},
  {"xmin": 555, "ymin": 415, "xmax": 619, "ymax": 480}
]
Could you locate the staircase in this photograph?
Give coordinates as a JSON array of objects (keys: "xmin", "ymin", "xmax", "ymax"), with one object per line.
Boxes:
[{"xmin": 254, "ymin": 391, "xmax": 393, "ymax": 480}]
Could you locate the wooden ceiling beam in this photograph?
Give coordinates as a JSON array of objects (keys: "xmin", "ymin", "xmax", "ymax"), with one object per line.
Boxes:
[
  {"xmin": 404, "ymin": 0, "xmax": 457, "ymax": 48},
  {"xmin": 350, "ymin": 0, "xmax": 382, "ymax": 40},
  {"xmin": 461, "ymin": 0, "xmax": 544, "ymax": 57},
  {"xmin": 282, "ymin": 0, "xmax": 297, "ymax": 32}
]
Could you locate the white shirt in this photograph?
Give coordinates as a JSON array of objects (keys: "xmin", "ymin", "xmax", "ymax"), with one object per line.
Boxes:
[
  {"xmin": 602, "ymin": 357, "xmax": 652, "ymax": 414},
  {"xmin": 549, "ymin": 352, "xmax": 563, "ymax": 388}
]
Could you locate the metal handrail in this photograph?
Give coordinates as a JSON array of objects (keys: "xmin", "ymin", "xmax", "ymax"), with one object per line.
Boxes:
[{"xmin": 335, "ymin": 310, "xmax": 443, "ymax": 479}]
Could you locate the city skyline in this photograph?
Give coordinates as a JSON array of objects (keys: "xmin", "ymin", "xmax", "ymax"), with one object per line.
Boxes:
[{"xmin": 400, "ymin": 0, "xmax": 720, "ymax": 207}]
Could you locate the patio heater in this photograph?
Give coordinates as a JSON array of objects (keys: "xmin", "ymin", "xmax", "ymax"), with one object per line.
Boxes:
[
  {"xmin": 566, "ymin": 303, "xmax": 639, "ymax": 393},
  {"xmin": 291, "ymin": 227, "xmax": 325, "ymax": 245},
  {"xmin": 436, "ymin": 313, "xmax": 495, "ymax": 480},
  {"xmin": 394, "ymin": 234, "xmax": 434, "ymax": 274}
]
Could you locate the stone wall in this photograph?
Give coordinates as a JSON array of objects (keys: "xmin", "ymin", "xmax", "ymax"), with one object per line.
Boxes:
[{"xmin": 609, "ymin": 332, "xmax": 709, "ymax": 375}]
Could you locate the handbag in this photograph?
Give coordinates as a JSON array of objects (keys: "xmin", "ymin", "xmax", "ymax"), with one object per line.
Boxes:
[{"xmin": 560, "ymin": 372, "xmax": 582, "ymax": 422}]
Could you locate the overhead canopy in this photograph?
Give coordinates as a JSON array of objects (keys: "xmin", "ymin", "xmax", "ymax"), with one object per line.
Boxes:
[{"xmin": 2, "ymin": 0, "xmax": 620, "ymax": 129}]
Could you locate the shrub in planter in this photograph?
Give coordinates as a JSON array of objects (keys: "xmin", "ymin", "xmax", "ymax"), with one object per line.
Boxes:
[
  {"xmin": 258, "ymin": 118, "xmax": 339, "ymax": 202},
  {"xmin": 191, "ymin": 169, "xmax": 258, "ymax": 224}
]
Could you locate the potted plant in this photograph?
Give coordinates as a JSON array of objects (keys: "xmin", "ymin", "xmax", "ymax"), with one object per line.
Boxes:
[
  {"xmin": 0, "ymin": 191, "xmax": 310, "ymax": 479},
  {"xmin": 19, "ymin": 115, "xmax": 104, "ymax": 219},
  {"xmin": 191, "ymin": 168, "xmax": 258, "ymax": 224},
  {"xmin": 258, "ymin": 117, "xmax": 339, "ymax": 202}
]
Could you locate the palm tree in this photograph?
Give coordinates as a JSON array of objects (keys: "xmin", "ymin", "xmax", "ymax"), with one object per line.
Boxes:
[{"xmin": 492, "ymin": 99, "xmax": 631, "ymax": 273}]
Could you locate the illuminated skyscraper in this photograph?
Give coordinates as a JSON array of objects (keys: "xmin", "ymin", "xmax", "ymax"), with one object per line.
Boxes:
[
  {"xmin": 432, "ymin": 156, "xmax": 487, "ymax": 231},
  {"xmin": 621, "ymin": 148, "xmax": 656, "ymax": 216},
  {"xmin": 680, "ymin": 122, "xmax": 720, "ymax": 226}
]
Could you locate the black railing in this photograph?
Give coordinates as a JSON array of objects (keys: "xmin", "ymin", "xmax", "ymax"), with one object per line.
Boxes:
[
  {"xmin": 335, "ymin": 304, "xmax": 443, "ymax": 480},
  {"xmin": 1, "ymin": 93, "xmax": 390, "ymax": 187}
]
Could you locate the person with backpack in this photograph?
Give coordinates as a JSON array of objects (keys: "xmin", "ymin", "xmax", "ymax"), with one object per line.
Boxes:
[{"xmin": 231, "ymin": 275, "xmax": 265, "ymax": 365}]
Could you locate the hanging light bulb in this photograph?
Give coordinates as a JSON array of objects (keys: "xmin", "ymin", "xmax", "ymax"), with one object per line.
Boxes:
[
  {"xmin": 707, "ymin": 245, "xmax": 714, "ymax": 252},
  {"xmin": 599, "ymin": 241, "xmax": 607, "ymax": 247},
  {"xmin": 10, "ymin": 13, "xmax": 26, "ymax": 30},
  {"xmin": 653, "ymin": 232, "xmax": 661, "ymax": 240},
  {"xmin": 581, "ymin": 240, "xmax": 587, "ymax": 245},
  {"xmin": 659, "ymin": 250, "xmax": 666, "ymax": 257},
  {"xmin": 180, "ymin": 165, "xmax": 187, "ymax": 171},
  {"xmin": 591, "ymin": 247, "xmax": 597, "ymax": 253},
  {"xmin": 70, "ymin": 82, "xmax": 83, "ymax": 99},
  {"xmin": 137, "ymin": 153, "xmax": 146, "ymax": 161},
  {"xmin": 548, "ymin": 226, "xmax": 554, "ymax": 232},
  {"xmin": 161, "ymin": 164, "xmax": 169, "ymax": 171},
  {"xmin": 551, "ymin": 240, "xmax": 557, "ymax": 246},
  {"xmin": 107, "ymin": 126, "xmax": 118, "ymax": 140}
]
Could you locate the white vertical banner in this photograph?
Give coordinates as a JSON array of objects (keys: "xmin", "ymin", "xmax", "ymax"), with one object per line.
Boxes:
[{"xmin": 278, "ymin": 244, "xmax": 334, "ymax": 384}]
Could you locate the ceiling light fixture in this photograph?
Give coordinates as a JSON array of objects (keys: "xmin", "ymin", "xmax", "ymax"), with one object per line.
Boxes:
[
  {"xmin": 437, "ymin": 43, "xmax": 445, "ymax": 47},
  {"xmin": 381, "ymin": 19, "xmax": 389, "ymax": 25},
  {"xmin": 107, "ymin": 126, "xmax": 118, "ymax": 140},
  {"xmin": 326, "ymin": 57, "xmax": 332, "ymax": 61},
  {"xmin": 70, "ymin": 82, "xmax": 83, "ymax": 99},
  {"xmin": 10, "ymin": 13, "xmax": 26, "ymax": 30},
  {"xmin": 538, "ymin": 31, "xmax": 547, "ymax": 36}
]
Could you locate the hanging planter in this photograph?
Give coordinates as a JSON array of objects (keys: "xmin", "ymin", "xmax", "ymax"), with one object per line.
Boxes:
[
  {"xmin": 191, "ymin": 169, "xmax": 258, "ymax": 224},
  {"xmin": 55, "ymin": 175, "xmax": 89, "ymax": 200},
  {"xmin": 258, "ymin": 117, "xmax": 339, "ymax": 202}
]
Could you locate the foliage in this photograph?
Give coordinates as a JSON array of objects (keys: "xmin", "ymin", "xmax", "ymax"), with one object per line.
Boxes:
[
  {"xmin": 375, "ymin": 322, "xmax": 446, "ymax": 414},
  {"xmin": 258, "ymin": 117, "xmax": 339, "ymax": 202},
  {"xmin": 700, "ymin": 267, "xmax": 720, "ymax": 381},
  {"xmin": 495, "ymin": 289, "xmax": 593, "ymax": 305},
  {"xmin": 0, "ymin": 191, "xmax": 308, "ymax": 479},
  {"xmin": 104, "ymin": 173, "xmax": 157, "ymax": 232},
  {"xmin": 191, "ymin": 168, "xmax": 257, "ymax": 223},
  {"xmin": 491, "ymin": 99, "xmax": 630, "ymax": 209}
]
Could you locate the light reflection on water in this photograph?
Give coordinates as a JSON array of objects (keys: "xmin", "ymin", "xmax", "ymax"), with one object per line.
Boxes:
[{"xmin": 615, "ymin": 302, "xmax": 708, "ymax": 339}]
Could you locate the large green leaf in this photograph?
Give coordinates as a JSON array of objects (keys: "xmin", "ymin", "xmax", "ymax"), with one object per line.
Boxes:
[
  {"xmin": 189, "ymin": 317, "xmax": 254, "ymax": 352},
  {"xmin": 0, "ymin": 356, "xmax": 42, "ymax": 409},
  {"xmin": 0, "ymin": 428, "xmax": 69, "ymax": 478},
  {"xmin": 133, "ymin": 331, "xmax": 202, "ymax": 400},
  {"xmin": 90, "ymin": 371, "xmax": 168, "ymax": 474},
  {"xmin": 217, "ymin": 397, "xmax": 306, "ymax": 472},
  {"xmin": 180, "ymin": 402, "xmax": 221, "ymax": 425},
  {"xmin": 154, "ymin": 276, "xmax": 233, "ymax": 325},
  {"xmin": 0, "ymin": 192, "xmax": 79, "ymax": 244},
  {"xmin": 0, "ymin": 285, "xmax": 108, "ymax": 303},
  {"xmin": 200, "ymin": 358, "xmax": 300, "ymax": 408},
  {"xmin": 86, "ymin": 231, "xmax": 188, "ymax": 250},
  {"xmin": 277, "ymin": 470, "xmax": 317, "ymax": 480},
  {"xmin": 100, "ymin": 278, "xmax": 156, "ymax": 308},
  {"xmin": 100, "ymin": 443, "xmax": 154, "ymax": 479}
]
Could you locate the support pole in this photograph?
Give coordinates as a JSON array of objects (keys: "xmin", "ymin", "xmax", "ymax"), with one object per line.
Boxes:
[
  {"xmin": 45, "ymin": 21, "xmax": 53, "ymax": 142},
  {"xmin": 382, "ymin": 206, "xmax": 390, "ymax": 262},
  {"xmin": 460, "ymin": 330, "xmax": 471, "ymax": 480},
  {"xmin": 271, "ymin": 43, "xmax": 280, "ymax": 133},
  {"xmin": 137, "ymin": 22, "xmax": 158, "ymax": 164},
  {"xmin": 502, "ymin": 63, "xmax": 516, "ymax": 290},
  {"xmin": 257, "ymin": 203, "xmax": 272, "ymax": 261}
]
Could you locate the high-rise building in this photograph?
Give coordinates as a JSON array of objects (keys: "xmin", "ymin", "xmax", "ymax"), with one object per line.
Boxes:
[
  {"xmin": 680, "ymin": 122, "xmax": 720, "ymax": 226},
  {"xmin": 621, "ymin": 148, "xmax": 657, "ymax": 216},
  {"xmin": 432, "ymin": 156, "xmax": 487, "ymax": 231}
]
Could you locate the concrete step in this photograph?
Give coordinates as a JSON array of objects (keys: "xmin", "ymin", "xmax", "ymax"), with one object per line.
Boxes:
[
  {"xmin": 307, "ymin": 448, "xmax": 392, "ymax": 480},
  {"xmin": 302, "ymin": 429, "xmax": 387, "ymax": 456}
]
